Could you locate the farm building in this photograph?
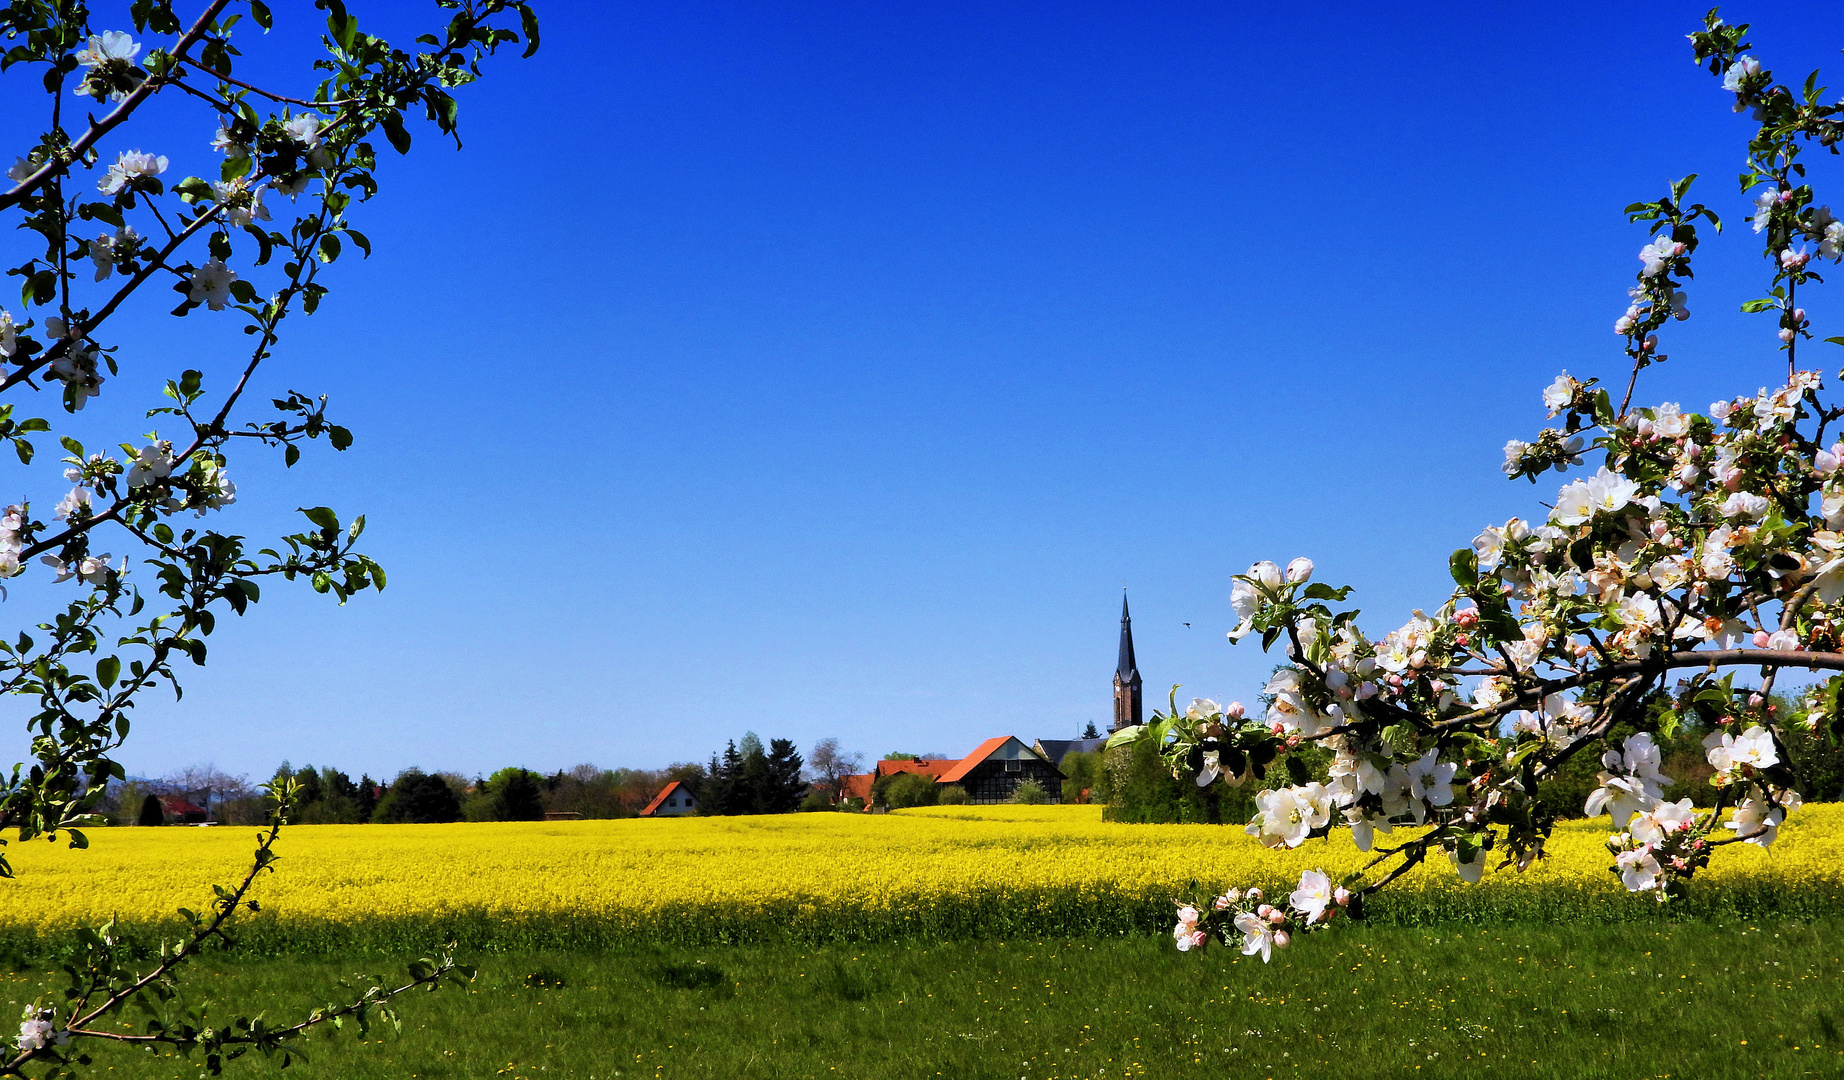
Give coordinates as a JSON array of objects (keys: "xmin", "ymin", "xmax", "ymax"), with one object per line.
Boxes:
[
  {"xmin": 159, "ymin": 796, "xmax": 209, "ymax": 824},
  {"xmin": 640, "ymin": 780, "xmax": 700, "ymax": 817},
  {"xmin": 937, "ymin": 736, "xmax": 1065, "ymax": 803},
  {"xmin": 836, "ymin": 735, "xmax": 1065, "ymax": 807}
]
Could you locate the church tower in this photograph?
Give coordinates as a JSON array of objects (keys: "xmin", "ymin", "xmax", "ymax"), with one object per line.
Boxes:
[{"xmin": 1111, "ymin": 593, "xmax": 1143, "ymax": 732}]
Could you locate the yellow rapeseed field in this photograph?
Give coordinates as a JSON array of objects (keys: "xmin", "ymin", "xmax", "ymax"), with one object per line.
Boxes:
[{"xmin": 1, "ymin": 804, "xmax": 1838, "ymax": 949}]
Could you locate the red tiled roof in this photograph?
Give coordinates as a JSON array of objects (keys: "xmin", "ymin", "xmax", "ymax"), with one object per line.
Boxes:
[
  {"xmin": 160, "ymin": 796, "xmax": 207, "ymax": 815},
  {"xmin": 640, "ymin": 781, "xmax": 683, "ymax": 817},
  {"xmin": 873, "ymin": 757, "xmax": 959, "ymax": 781},
  {"xmin": 839, "ymin": 773, "xmax": 874, "ymax": 802},
  {"xmin": 937, "ymin": 737, "xmax": 1017, "ymax": 784}
]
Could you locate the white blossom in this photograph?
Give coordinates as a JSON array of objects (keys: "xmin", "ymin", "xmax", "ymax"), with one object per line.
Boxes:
[
  {"xmin": 283, "ymin": 112, "xmax": 325, "ymax": 150},
  {"xmin": 98, "ymin": 149, "xmax": 166, "ymax": 196},
  {"xmin": 1289, "ymin": 869, "xmax": 1335, "ymax": 924},
  {"xmin": 1723, "ymin": 55, "xmax": 1762, "ymax": 93},
  {"xmin": 1542, "ymin": 373, "xmax": 1579, "ymax": 415},
  {"xmin": 1751, "ymin": 186, "xmax": 1777, "ymax": 233},
  {"xmin": 1628, "ymin": 798, "xmax": 1696, "ymax": 846},
  {"xmin": 1233, "ymin": 909, "xmax": 1275, "ymax": 962},
  {"xmin": 126, "ymin": 441, "xmax": 174, "ymax": 488},
  {"xmin": 1703, "ymin": 724, "xmax": 1778, "ymax": 777},
  {"xmin": 1638, "ymin": 235, "xmax": 1682, "ymax": 278},
  {"xmin": 86, "ymin": 225, "xmax": 139, "ymax": 282},
  {"xmin": 187, "ymin": 260, "xmax": 236, "ymax": 311},
  {"xmin": 1615, "ymin": 846, "xmax": 1663, "ymax": 891},
  {"xmin": 74, "ymin": 30, "xmax": 140, "ymax": 70}
]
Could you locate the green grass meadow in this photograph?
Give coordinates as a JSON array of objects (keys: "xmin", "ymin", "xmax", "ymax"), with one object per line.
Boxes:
[{"xmin": 5, "ymin": 921, "xmax": 1839, "ymax": 1080}]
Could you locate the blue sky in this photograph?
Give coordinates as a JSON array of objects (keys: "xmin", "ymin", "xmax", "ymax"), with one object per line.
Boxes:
[{"xmin": 18, "ymin": 1, "xmax": 1844, "ymax": 780}]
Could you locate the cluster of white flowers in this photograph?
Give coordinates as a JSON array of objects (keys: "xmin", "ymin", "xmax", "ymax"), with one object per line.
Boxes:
[
  {"xmin": 41, "ymin": 319, "xmax": 104, "ymax": 409},
  {"xmin": 87, "ymin": 224, "xmax": 139, "ymax": 282},
  {"xmin": 98, "ymin": 149, "xmax": 166, "ymax": 197},
  {"xmin": 43, "ymin": 552, "xmax": 112, "ymax": 586},
  {"xmin": 0, "ymin": 504, "xmax": 26, "ymax": 577},
  {"xmin": 210, "ymin": 179, "xmax": 271, "ymax": 228},
  {"xmin": 72, "ymin": 30, "xmax": 140, "ymax": 100},
  {"xmin": 188, "ymin": 259, "xmax": 237, "ymax": 311},
  {"xmin": 1170, "ymin": 870, "xmax": 1352, "ymax": 963},
  {"xmin": 15, "ymin": 1007, "xmax": 66, "ymax": 1053}
]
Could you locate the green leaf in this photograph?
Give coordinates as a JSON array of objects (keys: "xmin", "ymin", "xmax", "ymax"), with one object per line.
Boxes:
[
  {"xmin": 300, "ymin": 506, "xmax": 339, "ymax": 531},
  {"xmin": 380, "ymin": 112, "xmax": 412, "ymax": 155},
  {"xmin": 1449, "ymin": 548, "xmax": 1479, "ymax": 588},
  {"xmin": 516, "ymin": 2, "xmax": 541, "ymax": 57},
  {"xmin": 96, "ymin": 656, "xmax": 120, "ymax": 689}
]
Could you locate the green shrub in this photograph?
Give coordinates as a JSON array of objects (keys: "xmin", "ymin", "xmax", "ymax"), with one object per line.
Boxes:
[
  {"xmin": 1009, "ymin": 779, "xmax": 1048, "ymax": 805},
  {"xmin": 878, "ymin": 772, "xmax": 940, "ymax": 810},
  {"xmin": 798, "ymin": 789, "xmax": 835, "ymax": 812},
  {"xmin": 936, "ymin": 784, "xmax": 969, "ymax": 805}
]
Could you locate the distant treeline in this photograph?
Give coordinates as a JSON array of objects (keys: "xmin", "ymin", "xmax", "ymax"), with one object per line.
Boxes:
[{"xmin": 106, "ymin": 733, "xmax": 873, "ymax": 825}]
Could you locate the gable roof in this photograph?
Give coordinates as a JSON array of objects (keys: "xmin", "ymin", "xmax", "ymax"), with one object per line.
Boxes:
[
  {"xmin": 640, "ymin": 780, "xmax": 692, "ymax": 817},
  {"xmin": 1033, "ymin": 736, "xmax": 1108, "ymax": 765},
  {"xmin": 839, "ymin": 773, "xmax": 874, "ymax": 802},
  {"xmin": 873, "ymin": 757, "xmax": 959, "ymax": 781},
  {"xmin": 160, "ymin": 796, "xmax": 207, "ymax": 815},
  {"xmin": 937, "ymin": 736, "xmax": 1044, "ymax": 784}
]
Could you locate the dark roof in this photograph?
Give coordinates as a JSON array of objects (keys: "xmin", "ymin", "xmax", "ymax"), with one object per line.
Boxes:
[
  {"xmin": 1117, "ymin": 593, "xmax": 1138, "ymax": 678},
  {"xmin": 160, "ymin": 796, "xmax": 207, "ymax": 815},
  {"xmin": 1034, "ymin": 736, "xmax": 1109, "ymax": 765}
]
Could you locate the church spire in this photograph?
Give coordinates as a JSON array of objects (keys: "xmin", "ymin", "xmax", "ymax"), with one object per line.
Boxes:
[
  {"xmin": 1117, "ymin": 592, "xmax": 1137, "ymax": 678},
  {"xmin": 1112, "ymin": 591, "xmax": 1143, "ymax": 732}
]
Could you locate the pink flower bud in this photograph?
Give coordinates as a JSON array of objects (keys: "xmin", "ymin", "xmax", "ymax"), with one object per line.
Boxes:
[
  {"xmin": 1454, "ymin": 633, "xmax": 1469, "ymax": 647},
  {"xmin": 1748, "ymin": 693, "xmax": 1765, "ymax": 707},
  {"xmin": 1455, "ymin": 608, "xmax": 1479, "ymax": 628},
  {"xmin": 1779, "ymin": 328, "xmax": 1795, "ymax": 343},
  {"xmin": 1334, "ymin": 887, "xmax": 1350, "ymax": 906},
  {"xmin": 1430, "ymin": 680, "xmax": 1447, "ymax": 693},
  {"xmin": 1794, "ymin": 308, "xmax": 1807, "ymax": 323},
  {"xmin": 1268, "ymin": 909, "xmax": 1288, "ymax": 926},
  {"xmin": 1273, "ymin": 931, "xmax": 1291, "ymax": 949},
  {"xmin": 1642, "ymin": 334, "xmax": 1658, "ymax": 353},
  {"xmin": 1245, "ymin": 888, "xmax": 1262, "ymax": 901},
  {"xmin": 1256, "ymin": 904, "xmax": 1273, "ymax": 918},
  {"xmin": 1224, "ymin": 701, "xmax": 1245, "ymax": 720},
  {"xmin": 1753, "ymin": 631, "xmax": 1772, "ymax": 649},
  {"xmin": 1650, "ymin": 520, "xmax": 1669, "ymax": 539}
]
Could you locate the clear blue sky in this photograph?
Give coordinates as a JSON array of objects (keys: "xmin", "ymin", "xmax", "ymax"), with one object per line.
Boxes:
[{"xmin": 31, "ymin": 1, "xmax": 1844, "ymax": 780}]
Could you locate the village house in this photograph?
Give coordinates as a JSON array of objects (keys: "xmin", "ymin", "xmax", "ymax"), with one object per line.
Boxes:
[{"xmin": 639, "ymin": 780, "xmax": 699, "ymax": 817}]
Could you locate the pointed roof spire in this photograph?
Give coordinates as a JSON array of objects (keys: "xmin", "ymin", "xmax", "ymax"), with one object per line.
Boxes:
[{"xmin": 1117, "ymin": 591, "xmax": 1138, "ymax": 678}]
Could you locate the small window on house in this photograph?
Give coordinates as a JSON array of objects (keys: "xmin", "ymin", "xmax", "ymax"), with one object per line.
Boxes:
[
  {"xmin": 668, "ymin": 797, "xmax": 677, "ymax": 807},
  {"xmin": 1004, "ymin": 758, "xmax": 1021, "ymax": 773}
]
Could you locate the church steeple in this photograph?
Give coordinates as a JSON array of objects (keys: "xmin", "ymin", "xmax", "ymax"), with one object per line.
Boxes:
[{"xmin": 1112, "ymin": 592, "xmax": 1143, "ymax": 732}]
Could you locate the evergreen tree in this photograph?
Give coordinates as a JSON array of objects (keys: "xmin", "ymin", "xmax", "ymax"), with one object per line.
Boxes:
[
  {"xmin": 737, "ymin": 740, "xmax": 772, "ymax": 814},
  {"xmin": 372, "ymin": 769, "xmax": 463, "ymax": 824},
  {"xmin": 766, "ymin": 738, "xmax": 807, "ymax": 812},
  {"xmin": 137, "ymin": 793, "xmax": 165, "ymax": 827},
  {"xmin": 485, "ymin": 767, "xmax": 547, "ymax": 821},
  {"xmin": 355, "ymin": 774, "xmax": 380, "ymax": 821},
  {"xmin": 702, "ymin": 742, "xmax": 741, "ymax": 815},
  {"xmin": 1082, "ymin": 721, "xmax": 1101, "ymax": 739}
]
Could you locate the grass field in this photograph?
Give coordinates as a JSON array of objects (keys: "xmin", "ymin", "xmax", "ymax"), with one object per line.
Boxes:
[
  {"xmin": 3, "ymin": 804, "xmax": 1840, "ymax": 955},
  {"xmin": 3, "ymin": 922, "xmax": 1836, "ymax": 1079}
]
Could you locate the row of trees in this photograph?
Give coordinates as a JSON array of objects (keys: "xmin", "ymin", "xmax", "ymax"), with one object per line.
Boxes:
[{"xmin": 102, "ymin": 736, "xmax": 876, "ymax": 825}]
